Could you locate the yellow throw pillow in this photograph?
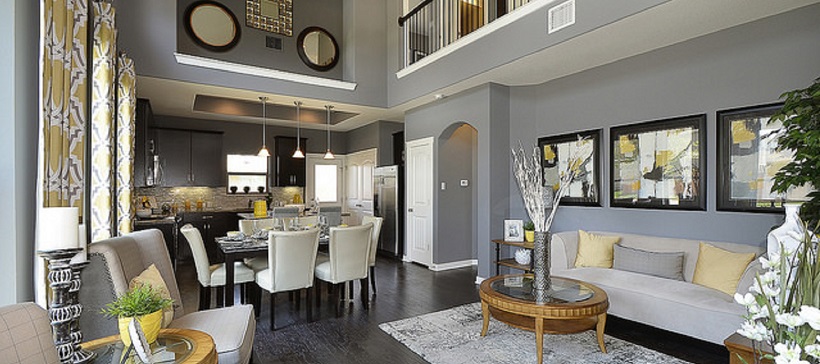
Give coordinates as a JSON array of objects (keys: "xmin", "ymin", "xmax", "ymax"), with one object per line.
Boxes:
[
  {"xmin": 129, "ymin": 264, "xmax": 174, "ymax": 328},
  {"xmin": 692, "ymin": 243, "xmax": 755, "ymax": 296},
  {"xmin": 574, "ymin": 230, "xmax": 622, "ymax": 268}
]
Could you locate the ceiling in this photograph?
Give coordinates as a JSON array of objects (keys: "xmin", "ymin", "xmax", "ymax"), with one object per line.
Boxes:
[{"xmin": 138, "ymin": 0, "xmax": 818, "ymax": 132}]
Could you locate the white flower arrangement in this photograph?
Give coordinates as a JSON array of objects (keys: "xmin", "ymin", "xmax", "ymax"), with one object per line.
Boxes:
[
  {"xmin": 735, "ymin": 222, "xmax": 820, "ymax": 364},
  {"xmin": 511, "ymin": 137, "xmax": 593, "ymax": 232}
]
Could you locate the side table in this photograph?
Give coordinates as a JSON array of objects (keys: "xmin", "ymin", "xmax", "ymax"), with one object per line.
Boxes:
[
  {"xmin": 491, "ymin": 239, "xmax": 534, "ymax": 275},
  {"xmin": 724, "ymin": 333, "xmax": 773, "ymax": 364},
  {"xmin": 81, "ymin": 328, "xmax": 217, "ymax": 364}
]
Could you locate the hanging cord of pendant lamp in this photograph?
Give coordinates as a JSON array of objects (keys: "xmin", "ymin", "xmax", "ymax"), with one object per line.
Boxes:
[
  {"xmin": 293, "ymin": 101, "xmax": 305, "ymax": 158},
  {"xmin": 258, "ymin": 96, "xmax": 270, "ymax": 157},
  {"xmin": 324, "ymin": 105, "xmax": 334, "ymax": 159}
]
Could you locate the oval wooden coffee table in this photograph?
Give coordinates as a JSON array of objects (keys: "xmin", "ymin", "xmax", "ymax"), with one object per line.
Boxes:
[
  {"xmin": 81, "ymin": 328, "xmax": 217, "ymax": 364},
  {"xmin": 479, "ymin": 274, "xmax": 609, "ymax": 364}
]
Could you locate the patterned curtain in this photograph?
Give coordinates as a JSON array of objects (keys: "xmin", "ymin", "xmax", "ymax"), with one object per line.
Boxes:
[
  {"xmin": 116, "ymin": 55, "xmax": 136, "ymax": 234},
  {"xmin": 41, "ymin": 0, "xmax": 88, "ymax": 213},
  {"xmin": 90, "ymin": 2, "xmax": 117, "ymax": 242}
]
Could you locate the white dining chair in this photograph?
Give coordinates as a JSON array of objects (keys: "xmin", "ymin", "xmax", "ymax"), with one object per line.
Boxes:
[
  {"xmin": 180, "ymin": 224, "xmax": 256, "ymax": 310},
  {"xmin": 255, "ymin": 228, "xmax": 321, "ymax": 330},
  {"xmin": 318, "ymin": 205, "xmax": 342, "ymax": 227},
  {"xmin": 239, "ymin": 218, "xmax": 275, "ymax": 272},
  {"xmin": 314, "ymin": 223, "xmax": 373, "ymax": 316},
  {"xmin": 361, "ymin": 216, "xmax": 384, "ymax": 295}
]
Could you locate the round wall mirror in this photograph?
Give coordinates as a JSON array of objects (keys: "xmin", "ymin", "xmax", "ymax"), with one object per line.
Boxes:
[
  {"xmin": 184, "ymin": 1, "xmax": 240, "ymax": 52},
  {"xmin": 297, "ymin": 27, "xmax": 339, "ymax": 72}
]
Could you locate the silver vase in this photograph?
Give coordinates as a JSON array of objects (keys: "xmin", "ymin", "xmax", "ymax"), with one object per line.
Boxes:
[{"xmin": 532, "ymin": 231, "xmax": 551, "ymax": 304}]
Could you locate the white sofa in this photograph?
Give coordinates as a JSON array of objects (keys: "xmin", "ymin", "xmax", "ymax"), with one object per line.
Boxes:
[{"xmin": 550, "ymin": 231, "xmax": 764, "ymax": 344}]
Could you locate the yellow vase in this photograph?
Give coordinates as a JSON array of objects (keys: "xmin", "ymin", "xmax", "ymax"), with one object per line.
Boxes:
[
  {"xmin": 118, "ymin": 310, "xmax": 163, "ymax": 347},
  {"xmin": 525, "ymin": 230, "xmax": 535, "ymax": 243},
  {"xmin": 253, "ymin": 199, "xmax": 267, "ymax": 218}
]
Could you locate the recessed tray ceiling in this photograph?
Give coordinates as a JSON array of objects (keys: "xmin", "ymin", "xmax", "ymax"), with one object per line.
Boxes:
[{"xmin": 193, "ymin": 94, "xmax": 358, "ymax": 125}]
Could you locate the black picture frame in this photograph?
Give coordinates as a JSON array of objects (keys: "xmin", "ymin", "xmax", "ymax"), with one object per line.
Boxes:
[
  {"xmin": 716, "ymin": 103, "xmax": 808, "ymax": 212},
  {"xmin": 610, "ymin": 114, "xmax": 706, "ymax": 210},
  {"xmin": 537, "ymin": 129, "xmax": 602, "ymax": 206},
  {"xmin": 183, "ymin": 1, "xmax": 241, "ymax": 53}
]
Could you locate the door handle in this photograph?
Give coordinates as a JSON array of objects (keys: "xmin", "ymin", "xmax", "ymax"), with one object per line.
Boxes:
[{"xmin": 408, "ymin": 208, "xmax": 414, "ymax": 212}]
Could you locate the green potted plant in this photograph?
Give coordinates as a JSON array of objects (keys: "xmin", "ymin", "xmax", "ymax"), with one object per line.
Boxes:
[
  {"xmin": 523, "ymin": 220, "xmax": 535, "ymax": 243},
  {"xmin": 101, "ymin": 284, "xmax": 173, "ymax": 346},
  {"xmin": 769, "ymin": 77, "xmax": 820, "ymax": 226}
]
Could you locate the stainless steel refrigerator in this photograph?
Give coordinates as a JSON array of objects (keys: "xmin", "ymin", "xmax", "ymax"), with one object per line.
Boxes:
[{"xmin": 374, "ymin": 166, "xmax": 402, "ymax": 257}]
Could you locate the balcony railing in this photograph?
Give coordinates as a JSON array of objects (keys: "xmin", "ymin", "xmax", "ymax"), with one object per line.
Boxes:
[{"xmin": 398, "ymin": 0, "xmax": 531, "ymax": 68}]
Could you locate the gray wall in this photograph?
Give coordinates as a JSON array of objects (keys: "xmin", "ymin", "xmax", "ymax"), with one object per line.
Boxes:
[
  {"xmin": 437, "ymin": 124, "xmax": 477, "ymax": 263},
  {"xmin": 0, "ymin": 0, "xmax": 38, "ymax": 304},
  {"xmin": 378, "ymin": 121, "xmax": 404, "ymax": 166},
  {"xmin": 405, "ymin": 83, "xmax": 509, "ymax": 277},
  {"xmin": 507, "ymin": 5, "xmax": 820, "ymax": 247},
  {"xmin": 177, "ymin": 0, "xmax": 344, "ymax": 80},
  {"xmin": 116, "ymin": 0, "xmax": 389, "ymax": 108},
  {"xmin": 387, "ymin": 0, "xmax": 670, "ymax": 107},
  {"xmin": 345, "ymin": 120, "xmax": 404, "ymax": 166}
]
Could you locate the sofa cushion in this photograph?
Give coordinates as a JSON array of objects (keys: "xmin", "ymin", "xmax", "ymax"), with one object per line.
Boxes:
[
  {"xmin": 693, "ymin": 243, "xmax": 755, "ymax": 296},
  {"xmin": 574, "ymin": 230, "xmax": 621, "ymax": 268},
  {"xmin": 613, "ymin": 245, "xmax": 684, "ymax": 281},
  {"xmin": 169, "ymin": 304, "xmax": 255, "ymax": 364}
]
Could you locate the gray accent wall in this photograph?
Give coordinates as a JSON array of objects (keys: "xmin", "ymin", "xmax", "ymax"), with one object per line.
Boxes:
[
  {"xmin": 346, "ymin": 120, "xmax": 404, "ymax": 165},
  {"xmin": 177, "ymin": 0, "xmax": 344, "ymax": 80},
  {"xmin": 115, "ymin": 0, "xmax": 389, "ymax": 107},
  {"xmin": 437, "ymin": 124, "xmax": 477, "ymax": 263},
  {"xmin": 507, "ymin": 6, "xmax": 820, "ymax": 247},
  {"xmin": 405, "ymin": 84, "xmax": 509, "ymax": 277},
  {"xmin": 0, "ymin": 0, "xmax": 38, "ymax": 305}
]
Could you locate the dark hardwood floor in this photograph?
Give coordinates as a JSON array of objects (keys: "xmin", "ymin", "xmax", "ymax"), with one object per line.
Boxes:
[{"xmin": 175, "ymin": 257, "xmax": 729, "ymax": 364}]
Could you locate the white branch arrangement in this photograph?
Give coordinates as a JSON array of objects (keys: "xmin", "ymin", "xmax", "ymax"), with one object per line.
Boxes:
[{"xmin": 511, "ymin": 136, "xmax": 594, "ymax": 232}]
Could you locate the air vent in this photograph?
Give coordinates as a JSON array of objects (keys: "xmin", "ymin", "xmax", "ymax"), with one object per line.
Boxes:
[
  {"xmin": 266, "ymin": 36, "xmax": 283, "ymax": 50},
  {"xmin": 548, "ymin": 0, "xmax": 575, "ymax": 34}
]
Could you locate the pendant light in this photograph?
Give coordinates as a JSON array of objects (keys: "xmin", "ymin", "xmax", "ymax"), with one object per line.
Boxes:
[
  {"xmin": 323, "ymin": 105, "xmax": 335, "ymax": 159},
  {"xmin": 292, "ymin": 101, "xmax": 305, "ymax": 158},
  {"xmin": 257, "ymin": 96, "xmax": 270, "ymax": 157}
]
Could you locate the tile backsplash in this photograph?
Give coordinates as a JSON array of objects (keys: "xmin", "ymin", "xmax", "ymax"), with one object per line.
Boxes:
[{"xmin": 136, "ymin": 186, "xmax": 304, "ymax": 211}]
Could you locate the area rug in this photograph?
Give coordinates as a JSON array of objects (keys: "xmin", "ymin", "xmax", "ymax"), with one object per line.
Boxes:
[{"xmin": 379, "ymin": 303, "xmax": 692, "ymax": 364}]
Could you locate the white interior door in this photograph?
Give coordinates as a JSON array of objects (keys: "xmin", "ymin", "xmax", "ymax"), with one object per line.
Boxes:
[
  {"xmin": 406, "ymin": 137, "xmax": 434, "ymax": 266},
  {"xmin": 345, "ymin": 149, "xmax": 376, "ymax": 225}
]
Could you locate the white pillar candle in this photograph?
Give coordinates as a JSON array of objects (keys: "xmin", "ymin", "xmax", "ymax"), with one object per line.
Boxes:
[{"xmin": 38, "ymin": 207, "xmax": 80, "ymax": 252}]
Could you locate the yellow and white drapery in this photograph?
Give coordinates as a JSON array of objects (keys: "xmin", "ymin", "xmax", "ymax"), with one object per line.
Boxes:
[
  {"xmin": 89, "ymin": 1, "xmax": 137, "ymax": 241},
  {"xmin": 41, "ymin": 0, "xmax": 88, "ymax": 213},
  {"xmin": 116, "ymin": 54, "xmax": 136, "ymax": 235}
]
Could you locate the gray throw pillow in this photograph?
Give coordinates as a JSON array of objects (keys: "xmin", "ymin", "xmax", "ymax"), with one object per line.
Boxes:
[{"xmin": 613, "ymin": 245, "xmax": 684, "ymax": 281}]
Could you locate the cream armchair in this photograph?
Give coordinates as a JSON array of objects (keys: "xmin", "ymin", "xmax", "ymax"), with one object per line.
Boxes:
[
  {"xmin": 361, "ymin": 216, "xmax": 384, "ymax": 295},
  {"xmin": 79, "ymin": 229, "xmax": 256, "ymax": 364},
  {"xmin": 0, "ymin": 302, "xmax": 60, "ymax": 364}
]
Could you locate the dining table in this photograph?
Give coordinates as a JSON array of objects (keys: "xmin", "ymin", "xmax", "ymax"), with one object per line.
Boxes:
[{"xmin": 217, "ymin": 231, "xmax": 330, "ymax": 306}]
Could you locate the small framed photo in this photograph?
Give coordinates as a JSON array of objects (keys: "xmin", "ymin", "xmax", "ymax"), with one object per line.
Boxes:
[{"xmin": 504, "ymin": 220, "xmax": 524, "ymax": 242}]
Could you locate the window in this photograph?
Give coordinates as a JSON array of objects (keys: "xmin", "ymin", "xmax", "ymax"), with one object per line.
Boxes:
[
  {"xmin": 227, "ymin": 154, "xmax": 268, "ymax": 193},
  {"xmin": 314, "ymin": 164, "xmax": 338, "ymax": 202}
]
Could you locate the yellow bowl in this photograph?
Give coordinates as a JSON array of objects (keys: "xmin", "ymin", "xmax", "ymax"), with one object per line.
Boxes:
[{"xmin": 118, "ymin": 309, "xmax": 163, "ymax": 346}]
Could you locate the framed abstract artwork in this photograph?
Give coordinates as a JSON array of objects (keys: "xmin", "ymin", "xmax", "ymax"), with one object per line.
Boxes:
[
  {"xmin": 610, "ymin": 114, "xmax": 706, "ymax": 210},
  {"xmin": 538, "ymin": 129, "xmax": 601, "ymax": 206},
  {"xmin": 717, "ymin": 103, "xmax": 810, "ymax": 212}
]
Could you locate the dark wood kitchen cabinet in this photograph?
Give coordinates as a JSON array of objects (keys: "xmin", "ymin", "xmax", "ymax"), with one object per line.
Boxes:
[
  {"xmin": 274, "ymin": 136, "xmax": 307, "ymax": 187},
  {"xmin": 155, "ymin": 128, "xmax": 223, "ymax": 187},
  {"xmin": 177, "ymin": 211, "xmax": 238, "ymax": 264},
  {"xmin": 134, "ymin": 99, "xmax": 155, "ymax": 188}
]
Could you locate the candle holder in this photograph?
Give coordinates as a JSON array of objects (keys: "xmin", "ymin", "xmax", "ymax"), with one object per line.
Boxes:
[
  {"xmin": 68, "ymin": 260, "xmax": 95, "ymax": 363},
  {"xmin": 38, "ymin": 248, "xmax": 92, "ymax": 364}
]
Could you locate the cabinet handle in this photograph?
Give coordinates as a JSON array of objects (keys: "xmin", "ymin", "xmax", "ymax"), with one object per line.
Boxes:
[{"xmin": 203, "ymin": 215, "xmax": 213, "ymax": 220}]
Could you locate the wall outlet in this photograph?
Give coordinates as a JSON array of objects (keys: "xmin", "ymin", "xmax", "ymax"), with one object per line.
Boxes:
[
  {"xmin": 441, "ymin": 182, "xmax": 446, "ymax": 190},
  {"xmin": 460, "ymin": 179, "xmax": 469, "ymax": 187}
]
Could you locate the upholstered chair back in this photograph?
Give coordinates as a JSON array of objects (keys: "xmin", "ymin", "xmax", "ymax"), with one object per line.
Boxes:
[
  {"xmin": 180, "ymin": 224, "xmax": 212, "ymax": 287},
  {"xmin": 264, "ymin": 228, "xmax": 320, "ymax": 292},
  {"xmin": 326, "ymin": 223, "xmax": 373, "ymax": 283},
  {"xmin": 318, "ymin": 206, "xmax": 342, "ymax": 226},
  {"xmin": 0, "ymin": 302, "xmax": 60, "ymax": 364},
  {"xmin": 239, "ymin": 218, "xmax": 275, "ymax": 235},
  {"xmin": 362, "ymin": 216, "xmax": 383, "ymax": 266},
  {"xmin": 80, "ymin": 229, "xmax": 184, "ymax": 341}
]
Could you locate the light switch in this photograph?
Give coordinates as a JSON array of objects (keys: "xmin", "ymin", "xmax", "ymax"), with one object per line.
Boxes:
[
  {"xmin": 441, "ymin": 182, "xmax": 446, "ymax": 190},
  {"xmin": 460, "ymin": 179, "xmax": 469, "ymax": 187}
]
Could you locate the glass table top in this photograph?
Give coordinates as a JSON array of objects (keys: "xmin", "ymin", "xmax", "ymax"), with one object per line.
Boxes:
[
  {"xmin": 490, "ymin": 276, "xmax": 594, "ymax": 303},
  {"xmin": 89, "ymin": 335, "xmax": 194, "ymax": 363}
]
